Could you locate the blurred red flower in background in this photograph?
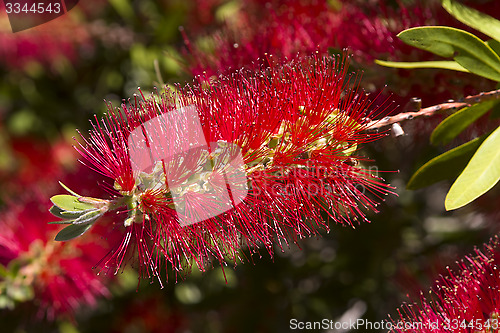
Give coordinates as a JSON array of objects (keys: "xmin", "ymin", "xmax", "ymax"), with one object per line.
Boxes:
[
  {"xmin": 0, "ymin": 126, "xmax": 117, "ymax": 320},
  {"xmin": 0, "ymin": 4, "xmax": 93, "ymax": 70},
  {"xmin": 183, "ymin": 0, "xmax": 338, "ymax": 77},
  {"xmin": 0, "ymin": 188, "xmax": 113, "ymax": 321}
]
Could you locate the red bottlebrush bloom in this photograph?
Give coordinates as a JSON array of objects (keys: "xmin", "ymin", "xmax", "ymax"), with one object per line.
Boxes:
[
  {"xmin": 0, "ymin": 189, "xmax": 112, "ymax": 321},
  {"xmin": 389, "ymin": 236, "xmax": 500, "ymax": 333},
  {"xmin": 58, "ymin": 54, "xmax": 393, "ymax": 285}
]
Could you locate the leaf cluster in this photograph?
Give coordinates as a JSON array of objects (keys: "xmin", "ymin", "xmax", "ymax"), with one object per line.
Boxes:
[
  {"xmin": 378, "ymin": 0, "xmax": 500, "ymax": 210},
  {"xmin": 49, "ymin": 182, "xmax": 108, "ymax": 241}
]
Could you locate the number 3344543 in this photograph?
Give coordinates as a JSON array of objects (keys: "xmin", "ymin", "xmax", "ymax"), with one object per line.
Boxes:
[{"xmin": 5, "ymin": 2, "xmax": 61, "ymax": 14}]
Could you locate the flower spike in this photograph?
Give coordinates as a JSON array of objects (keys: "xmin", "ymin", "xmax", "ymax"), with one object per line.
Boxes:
[{"xmin": 50, "ymin": 54, "xmax": 394, "ymax": 283}]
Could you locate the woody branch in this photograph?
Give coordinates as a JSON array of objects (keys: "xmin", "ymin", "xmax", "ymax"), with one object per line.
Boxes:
[{"xmin": 366, "ymin": 88, "xmax": 500, "ymax": 132}]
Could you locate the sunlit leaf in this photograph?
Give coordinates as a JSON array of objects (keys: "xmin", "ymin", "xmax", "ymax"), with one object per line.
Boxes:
[
  {"xmin": 445, "ymin": 125, "xmax": 500, "ymax": 210},
  {"xmin": 431, "ymin": 99, "xmax": 498, "ymax": 145},
  {"xmin": 375, "ymin": 59, "xmax": 468, "ymax": 72},
  {"xmin": 398, "ymin": 27, "xmax": 500, "ymax": 81},
  {"xmin": 54, "ymin": 223, "xmax": 93, "ymax": 241},
  {"xmin": 442, "ymin": 0, "xmax": 500, "ymax": 42},
  {"xmin": 50, "ymin": 195, "xmax": 94, "ymax": 212},
  {"xmin": 407, "ymin": 133, "xmax": 488, "ymax": 190}
]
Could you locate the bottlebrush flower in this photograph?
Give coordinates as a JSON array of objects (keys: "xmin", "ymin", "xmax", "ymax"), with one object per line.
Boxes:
[
  {"xmin": 0, "ymin": 190, "xmax": 112, "ymax": 321},
  {"xmin": 389, "ymin": 236, "xmax": 500, "ymax": 333},
  {"xmin": 52, "ymin": 54, "xmax": 393, "ymax": 285}
]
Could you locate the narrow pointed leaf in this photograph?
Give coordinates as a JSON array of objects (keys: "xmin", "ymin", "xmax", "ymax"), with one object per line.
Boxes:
[
  {"xmin": 407, "ymin": 133, "xmax": 489, "ymax": 190},
  {"xmin": 60, "ymin": 210, "xmax": 90, "ymax": 218},
  {"xmin": 50, "ymin": 195, "xmax": 94, "ymax": 212},
  {"xmin": 430, "ymin": 100, "xmax": 498, "ymax": 145},
  {"xmin": 375, "ymin": 59, "xmax": 468, "ymax": 72},
  {"xmin": 72, "ymin": 209, "xmax": 103, "ymax": 225},
  {"xmin": 442, "ymin": 0, "xmax": 500, "ymax": 42},
  {"xmin": 58, "ymin": 181, "xmax": 82, "ymax": 197},
  {"xmin": 54, "ymin": 223, "xmax": 93, "ymax": 241},
  {"xmin": 398, "ymin": 27, "xmax": 500, "ymax": 81},
  {"xmin": 445, "ymin": 125, "xmax": 500, "ymax": 210},
  {"xmin": 48, "ymin": 220, "xmax": 74, "ymax": 225}
]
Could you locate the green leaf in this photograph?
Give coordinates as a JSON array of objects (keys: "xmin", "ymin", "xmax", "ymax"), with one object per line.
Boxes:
[
  {"xmin": 442, "ymin": 0, "xmax": 500, "ymax": 42},
  {"xmin": 54, "ymin": 223, "xmax": 93, "ymax": 241},
  {"xmin": 487, "ymin": 39, "xmax": 500, "ymax": 57},
  {"xmin": 407, "ymin": 133, "xmax": 489, "ymax": 190},
  {"xmin": 375, "ymin": 59, "xmax": 468, "ymax": 72},
  {"xmin": 49, "ymin": 205, "xmax": 67, "ymax": 219},
  {"xmin": 49, "ymin": 205, "xmax": 85, "ymax": 220},
  {"xmin": 72, "ymin": 209, "xmax": 103, "ymax": 225},
  {"xmin": 445, "ymin": 125, "xmax": 500, "ymax": 210},
  {"xmin": 48, "ymin": 220, "xmax": 74, "ymax": 225},
  {"xmin": 398, "ymin": 26, "xmax": 500, "ymax": 81},
  {"xmin": 50, "ymin": 195, "xmax": 94, "ymax": 212},
  {"xmin": 58, "ymin": 181, "xmax": 81, "ymax": 197},
  {"xmin": 430, "ymin": 99, "xmax": 499, "ymax": 145},
  {"xmin": 60, "ymin": 210, "xmax": 88, "ymax": 218}
]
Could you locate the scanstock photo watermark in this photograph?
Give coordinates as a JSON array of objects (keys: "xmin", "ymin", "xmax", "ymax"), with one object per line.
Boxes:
[
  {"xmin": 3, "ymin": 0, "xmax": 78, "ymax": 32},
  {"xmin": 289, "ymin": 318, "xmax": 443, "ymax": 331}
]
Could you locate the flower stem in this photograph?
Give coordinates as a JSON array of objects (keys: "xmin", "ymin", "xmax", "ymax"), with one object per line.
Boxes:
[{"xmin": 366, "ymin": 88, "xmax": 500, "ymax": 131}]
